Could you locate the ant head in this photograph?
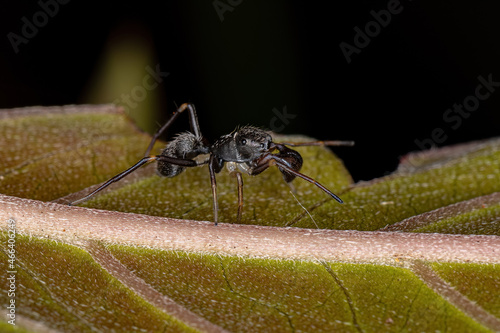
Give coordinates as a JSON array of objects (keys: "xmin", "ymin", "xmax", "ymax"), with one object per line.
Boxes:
[{"xmin": 234, "ymin": 126, "xmax": 272, "ymax": 160}]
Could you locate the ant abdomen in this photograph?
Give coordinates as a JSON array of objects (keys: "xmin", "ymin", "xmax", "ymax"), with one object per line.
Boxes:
[{"xmin": 157, "ymin": 132, "xmax": 206, "ymax": 177}]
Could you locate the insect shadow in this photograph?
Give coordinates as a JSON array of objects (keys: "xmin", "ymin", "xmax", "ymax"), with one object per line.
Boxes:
[{"xmin": 69, "ymin": 103, "xmax": 353, "ymax": 225}]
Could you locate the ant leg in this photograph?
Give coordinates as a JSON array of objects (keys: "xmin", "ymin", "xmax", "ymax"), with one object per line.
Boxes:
[
  {"xmin": 271, "ymin": 157, "xmax": 343, "ymax": 203},
  {"xmin": 235, "ymin": 172, "xmax": 244, "ymax": 222},
  {"xmin": 279, "ymin": 140, "xmax": 354, "ymax": 147},
  {"xmin": 69, "ymin": 156, "xmax": 156, "ymax": 205},
  {"xmin": 184, "ymin": 103, "xmax": 202, "ymax": 139},
  {"xmin": 236, "ymin": 173, "xmax": 244, "ymax": 222},
  {"xmin": 250, "ymin": 149, "xmax": 344, "ymax": 205},
  {"xmin": 247, "ymin": 158, "xmax": 271, "ymax": 176},
  {"xmin": 144, "ymin": 103, "xmax": 203, "ymax": 156},
  {"xmin": 69, "ymin": 155, "xmax": 199, "ymax": 206},
  {"xmin": 248, "ymin": 154, "xmax": 340, "ymax": 201},
  {"xmin": 208, "ymin": 155, "xmax": 219, "ymax": 225},
  {"xmin": 227, "ymin": 163, "xmax": 244, "ymax": 222},
  {"xmin": 211, "ymin": 170, "xmax": 244, "ymax": 223}
]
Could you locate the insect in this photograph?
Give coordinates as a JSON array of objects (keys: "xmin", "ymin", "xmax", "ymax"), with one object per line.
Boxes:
[{"xmin": 69, "ymin": 103, "xmax": 353, "ymax": 225}]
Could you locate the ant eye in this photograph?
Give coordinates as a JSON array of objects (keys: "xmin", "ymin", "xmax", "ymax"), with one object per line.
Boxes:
[{"xmin": 241, "ymin": 138, "xmax": 247, "ymax": 145}]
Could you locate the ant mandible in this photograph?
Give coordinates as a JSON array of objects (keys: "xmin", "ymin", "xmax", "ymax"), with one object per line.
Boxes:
[{"xmin": 69, "ymin": 103, "xmax": 354, "ymax": 225}]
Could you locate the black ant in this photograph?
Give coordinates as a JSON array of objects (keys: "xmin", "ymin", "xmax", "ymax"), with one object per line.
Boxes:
[{"xmin": 69, "ymin": 103, "xmax": 353, "ymax": 225}]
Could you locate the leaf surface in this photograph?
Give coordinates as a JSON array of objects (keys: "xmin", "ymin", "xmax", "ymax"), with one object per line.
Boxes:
[{"xmin": 0, "ymin": 105, "xmax": 499, "ymax": 332}]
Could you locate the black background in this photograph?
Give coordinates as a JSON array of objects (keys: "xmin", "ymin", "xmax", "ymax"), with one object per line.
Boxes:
[{"xmin": 1, "ymin": 0, "xmax": 499, "ymax": 181}]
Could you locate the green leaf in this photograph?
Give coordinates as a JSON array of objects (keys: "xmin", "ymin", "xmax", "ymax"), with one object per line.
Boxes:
[
  {"xmin": 382, "ymin": 192, "xmax": 500, "ymax": 235},
  {"xmin": 0, "ymin": 105, "xmax": 156, "ymax": 202},
  {"xmin": 295, "ymin": 139, "xmax": 500, "ymax": 231},
  {"xmin": 0, "ymin": 105, "xmax": 499, "ymax": 332}
]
